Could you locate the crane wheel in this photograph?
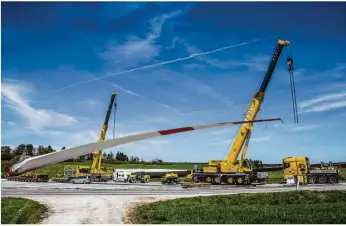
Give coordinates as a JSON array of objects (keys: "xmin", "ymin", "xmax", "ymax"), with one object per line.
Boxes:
[
  {"xmin": 227, "ymin": 177, "xmax": 235, "ymax": 185},
  {"xmin": 329, "ymin": 175, "xmax": 339, "ymax": 184},
  {"xmin": 213, "ymin": 177, "xmax": 220, "ymax": 185},
  {"xmin": 205, "ymin": 177, "xmax": 212, "ymax": 183},
  {"xmin": 236, "ymin": 176, "xmax": 245, "ymax": 185},
  {"xmin": 308, "ymin": 176, "xmax": 316, "ymax": 184},
  {"xmin": 317, "ymin": 175, "xmax": 328, "ymax": 184}
]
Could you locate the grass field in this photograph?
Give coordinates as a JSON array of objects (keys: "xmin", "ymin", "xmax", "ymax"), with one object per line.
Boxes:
[
  {"xmin": 1, "ymin": 197, "xmax": 49, "ymax": 224},
  {"xmin": 130, "ymin": 190, "xmax": 346, "ymax": 224}
]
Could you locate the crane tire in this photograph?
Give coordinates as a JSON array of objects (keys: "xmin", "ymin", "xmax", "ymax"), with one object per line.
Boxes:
[
  {"xmin": 317, "ymin": 175, "xmax": 328, "ymax": 184},
  {"xmin": 205, "ymin": 177, "xmax": 212, "ymax": 183},
  {"xmin": 329, "ymin": 175, "xmax": 339, "ymax": 184},
  {"xmin": 308, "ymin": 176, "xmax": 316, "ymax": 184},
  {"xmin": 226, "ymin": 177, "xmax": 235, "ymax": 185},
  {"xmin": 212, "ymin": 177, "xmax": 220, "ymax": 185},
  {"xmin": 236, "ymin": 176, "xmax": 245, "ymax": 185}
]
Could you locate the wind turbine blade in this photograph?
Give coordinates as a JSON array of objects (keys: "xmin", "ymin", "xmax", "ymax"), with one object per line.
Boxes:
[{"xmin": 9, "ymin": 117, "xmax": 282, "ymax": 175}]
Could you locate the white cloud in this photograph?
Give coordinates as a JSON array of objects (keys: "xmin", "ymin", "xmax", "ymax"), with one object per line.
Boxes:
[
  {"xmin": 299, "ymin": 91, "xmax": 346, "ymax": 109},
  {"xmin": 1, "ymin": 80, "xmax": 78, "ymax": 131},
  {"xmin": 299, "ymin": 91, "xmax": 346, "ymax": 113},
  {"xmin": 303, "ymin": 101, "xmax": 346, "ymax": 113},
  {"xmin": 7, "ymin": 121, "xmax": 17, "ymax": 126},
  {"xmin": 98, "ymin": 10, "xmax": 182, "ymax": 69}
]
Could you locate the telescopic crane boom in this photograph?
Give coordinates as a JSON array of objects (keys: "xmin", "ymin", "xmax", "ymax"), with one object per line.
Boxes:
[
  {"xmin": 226, "ymin": 40, "xmax": 291, "ymax": 165},
  {"xmin": 91, "ymin": 91, "xmax": 117, "ymax": 173}
]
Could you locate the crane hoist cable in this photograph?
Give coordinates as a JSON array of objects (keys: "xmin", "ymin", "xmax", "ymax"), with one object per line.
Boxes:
[
  {"xmin": 113, "ymin": 95, "xmax": 118, "ymax": 139},
  {"xmin": 286, "ymin": 47, "xmax": 299, "ymax": 124}
]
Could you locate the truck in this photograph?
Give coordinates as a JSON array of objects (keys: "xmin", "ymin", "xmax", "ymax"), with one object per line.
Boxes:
[
  {"xmin": 190, "ymin": 39, "xmax": 296, "ymax": 185},
  {"xmin": 113, "ymin": 170, "xmax": 150, "ymax": 183},
  {"xmin": 282, "ymin": 156, "xmax": 341, "ymax": 184}
]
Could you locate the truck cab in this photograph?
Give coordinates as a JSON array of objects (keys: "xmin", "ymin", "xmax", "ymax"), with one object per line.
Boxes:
[
  {"xmin": 113, "ymin": 170, "xmax": 131, "ymax": 182},
  {"xmin": 283, "ymin": 156, "xmax": 340, "ymax": 184},
  {"xmin": 282, "ymin": 156, "xmax": 309, "ymax": 183}
]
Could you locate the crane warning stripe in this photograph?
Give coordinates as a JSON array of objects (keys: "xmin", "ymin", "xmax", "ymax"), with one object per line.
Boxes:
[{"xmin": 158, "ymin": 127, "xmax": 195, "ymax": 135}]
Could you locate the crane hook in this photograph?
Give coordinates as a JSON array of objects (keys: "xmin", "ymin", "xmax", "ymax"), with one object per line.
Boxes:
[{"xmin": 287, "ymin": 57, "xmax": 294, "ymax": 71}]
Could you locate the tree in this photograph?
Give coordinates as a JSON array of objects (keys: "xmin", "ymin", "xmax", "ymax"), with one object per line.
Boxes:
[
  {"xmin": 130, "ymin": 156, "xmax": 140, "ymax": 163},
  {"xmin": 46, "ymin": 145, "xmax": 55, "ymax": 154},
  {"xmin": 115, "ymin": 151, "xmax": 128, "ymax": 161},
  {"xmin": 1, "ymin": 146, "xmax": 12, "ymax": 161},
  {"xmin": 152, "ymin": 158, "xmax": 163, "ymax": 164},
  {"xmin": 103, "ymin": 152, "xmax": 107, "ymax": 159},
  {"xmin": 37, "ymin": 145, "xmax": 45, "ymax": 156},
  {"xmin": 25, "ymin": 144, "xmax": 34, "ymax": 156},
  {"xmin": 107, "ymin": 151, "xmax": 114, "ymax": 160},
  {"xmin": 14, "ymin": 144, "xmax": 26, "ymax": 156}
]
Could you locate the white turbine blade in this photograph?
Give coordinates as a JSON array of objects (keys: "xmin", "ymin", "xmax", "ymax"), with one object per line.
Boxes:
[{"xmin": 9, "ymin": 118, "xmax": 282, "ymax": 174}]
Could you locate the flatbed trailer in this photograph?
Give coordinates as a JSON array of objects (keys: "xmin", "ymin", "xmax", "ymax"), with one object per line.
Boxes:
[{"xmin": 6, "ymin": 174, "xmax": 49, "ymax": 182}]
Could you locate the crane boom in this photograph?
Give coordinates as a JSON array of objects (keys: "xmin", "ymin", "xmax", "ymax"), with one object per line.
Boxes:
[
  {"xmin": 91, "ymin": 91, "xmax": 117, "ymax": 172},
  {"xmin": 225, "ymin": 40, "xmax": 290, "ymax": 164}
]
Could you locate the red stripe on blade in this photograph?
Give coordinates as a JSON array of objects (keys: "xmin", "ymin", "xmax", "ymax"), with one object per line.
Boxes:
[{"xmin": 159, "ymin": 127, "xmax": 195, "ymax": 135}]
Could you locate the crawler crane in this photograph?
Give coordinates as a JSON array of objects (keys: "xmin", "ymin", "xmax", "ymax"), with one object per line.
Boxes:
[{"xmin": 192, "ymin": 39, "xmax": 297, "ymax": 185}]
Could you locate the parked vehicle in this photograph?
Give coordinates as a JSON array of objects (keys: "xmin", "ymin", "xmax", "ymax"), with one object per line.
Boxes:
[
  {"xmin": 70, "ymin": 176, "xmax": 92, "ymax": 184},
  {"xmin": 113, "ymin": 171, "xmax": 131, "ymax": 182}
]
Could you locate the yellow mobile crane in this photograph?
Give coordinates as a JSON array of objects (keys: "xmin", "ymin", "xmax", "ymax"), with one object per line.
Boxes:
[
  {"xmin": 89, "ymin": 91, "xmax": 117, "ymax": 181},
  {"xmin": 54, "ymin": 92, "xmax": 117, "ymax": 183},
  {"xmin": 192, "ymin": 39, "xmax": 297, "ymax": 185}
]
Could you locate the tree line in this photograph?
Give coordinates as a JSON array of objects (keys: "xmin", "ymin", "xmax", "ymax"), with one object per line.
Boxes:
[{"xmin": 1, "ymin": 144, "xmax": 164, "ymax": 164}]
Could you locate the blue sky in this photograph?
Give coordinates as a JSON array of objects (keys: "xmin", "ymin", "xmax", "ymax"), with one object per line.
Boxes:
[{"xmin": 1, "ymin": 2, "xmax": 346, "ymax": 163}]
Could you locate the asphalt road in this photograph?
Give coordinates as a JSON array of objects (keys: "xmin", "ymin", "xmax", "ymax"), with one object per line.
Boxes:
[{"xmin": 2, "ymin": 180, "xmax": 346, "ymax": 197}]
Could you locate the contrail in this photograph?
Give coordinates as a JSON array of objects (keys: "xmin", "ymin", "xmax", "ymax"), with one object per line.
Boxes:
[
  {"xmin": 54, "ymin": 38, "xmax": 262, "ymax": 93},
  {"xmin": 90, "ymin": 76, "xmax": 179, "ymax": 111}
]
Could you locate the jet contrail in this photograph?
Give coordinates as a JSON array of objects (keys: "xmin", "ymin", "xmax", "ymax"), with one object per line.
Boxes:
[{"xmin": 54, "ymin": 38, "xmax": 262, "ymax": 93}]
